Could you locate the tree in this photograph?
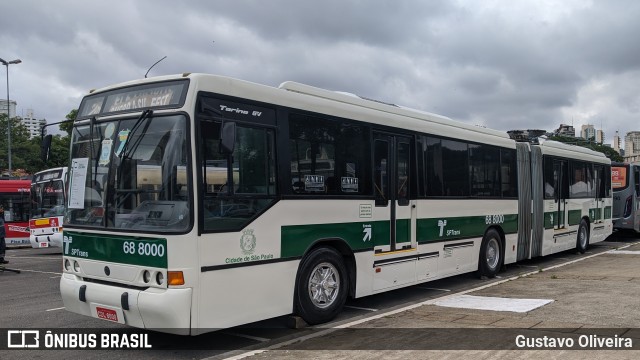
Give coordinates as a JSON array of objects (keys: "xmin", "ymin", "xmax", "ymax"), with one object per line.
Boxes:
[
  {"xmin": 47, "ymin": 134, "xmax": 71, "ymax": 168},
  {"xmin": 0, "ymin": 107, "xmax": 77, "ymax": 176},
  {"xmin": 59, "ymin": 109, "xmax": 77, "ymax": 136},
  {"xmin": 0, "ymin": 113, "xmax": 41, "ymax": 175}
]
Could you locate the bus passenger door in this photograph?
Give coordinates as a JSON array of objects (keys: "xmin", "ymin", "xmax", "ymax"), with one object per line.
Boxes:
[
  {"xmin": 372, "ymin": 132, "xmax": 415, "ymax": 291},
  {"xmin": 553, "ymin": 160, "xmax": 568, "ymax": 230},
  {"xmin": 594, "ymin": 165, "xmax": 605, "ymax": 224}
]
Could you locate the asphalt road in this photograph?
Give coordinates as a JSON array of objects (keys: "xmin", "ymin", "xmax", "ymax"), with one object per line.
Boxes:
[{"xmin": 1, "ymin": 231, "xmax": 638, "ymax": 359}]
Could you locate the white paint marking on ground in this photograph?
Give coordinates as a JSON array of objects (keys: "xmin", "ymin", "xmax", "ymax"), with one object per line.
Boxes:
[
  {"xmin": 433, "ymin": 294, "xmax": 553, "ymax": 313},
  {"xmin": 607, "ymin": 250, "xmax": 640, "ymax": 255},
  {"xmin": 46, "ymin": 307, "xmax": 65, "ymax": 312},
  {"xmin": 223, "ymin": 332, "xmax": 270, "ymax": 342},
  {"xmin": 3, "ymin": 268, "xmax": 62, "ymax": 275},
  {"xmin": 344, "ymin": 305, "xmax": 378, "ymax": 312},
  {"xmin": 218, "ymin": 242, "xmax": 640, "ymax": 360}
]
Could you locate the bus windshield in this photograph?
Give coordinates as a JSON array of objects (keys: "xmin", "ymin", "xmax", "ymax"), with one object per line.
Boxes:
[
  {"xmin": 66, "ymin": 113, "xmax": 190, "ymax": 232},
  {"xmin": 30, "ymin": 179, "xmax": 65, "ymax": 219},
  {"xmin": 612, "ymin": 165, "xmax": 629, "ymax": 191}
]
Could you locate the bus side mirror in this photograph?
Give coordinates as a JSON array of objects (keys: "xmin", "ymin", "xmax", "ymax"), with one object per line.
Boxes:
[
  {"xmin": 41, "ymin": 134, "xmax": 53, "ymax": 163},
  {"xmin": 220, "ymin": 122, "xmax": 236, "ymax": 155}
]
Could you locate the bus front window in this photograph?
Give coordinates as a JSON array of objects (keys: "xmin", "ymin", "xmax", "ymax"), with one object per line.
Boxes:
[
  {"xmin": 30, "ymin": 180, "xmax": 65, "ymax": 219},
  {"xmin": 67, "ymin": 114, "xmax": 191, "ymax": 233}
]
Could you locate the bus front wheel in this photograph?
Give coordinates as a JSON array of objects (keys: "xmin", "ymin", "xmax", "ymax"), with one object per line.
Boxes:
[
  {"xmin": 576, "ymin": 219, "xmax": 589, "ymax": 254},
  {"xmin": 294, "ymin": 247, "xmax": 348, "ymax": 325},
  {"xmin": 478, "ymin": 229, "xmax": 502, "ymax": 278}
]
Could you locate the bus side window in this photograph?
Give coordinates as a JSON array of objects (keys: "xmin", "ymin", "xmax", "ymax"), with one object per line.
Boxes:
[
  {"xmin": 635, "ymin": 168, "xmax": 640, "ymax": 196},
  {"xmin": 374, "ymin": 139, "xmax": 389, "ymax": 206}
]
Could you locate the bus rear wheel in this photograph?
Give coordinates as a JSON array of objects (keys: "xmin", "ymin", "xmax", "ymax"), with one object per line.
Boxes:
[
  {"xmin": 294, "ymin": 247, "xmax": 348, "ymax": 325},
  {"xmin": 576, "ymin": 219, "xmax": 589, "ymax": 254},
  {"xmin": 478, "ymin": 229, "xmax": 502, "ymax": 278}
]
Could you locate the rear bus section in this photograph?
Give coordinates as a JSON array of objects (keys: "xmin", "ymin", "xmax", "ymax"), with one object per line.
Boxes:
[{"xmin": 29, "ymin": 216, "xmax": 64, "ymax": 248}]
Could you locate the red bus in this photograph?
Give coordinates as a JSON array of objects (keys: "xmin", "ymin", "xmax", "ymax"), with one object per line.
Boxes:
[{"xmin": 0, "ymin": 179, "xmax": 32, "ymax": 245}]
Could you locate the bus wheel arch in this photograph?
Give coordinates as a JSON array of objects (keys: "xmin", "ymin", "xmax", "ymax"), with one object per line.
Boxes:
[
  {"xmin": 576, "ymin": 218, "xmax": 590, "ymax": 254},
  {"xmin": 293, "ymin": 240, "xmax": 353, "ymax": 325},
  {"xmin": 477, "ymin": 227, "xmax": 504, "ymax": 278}
]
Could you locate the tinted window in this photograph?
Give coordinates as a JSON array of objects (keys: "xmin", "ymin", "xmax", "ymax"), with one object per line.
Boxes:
[
  {"xmin": 501, "ymin": 149, "xmax": 518, "ymax": 198},
  {"xmin": 289, "ymin": 114, "xmax": 370, "ymax": 195},
  {"xmin": 442, "ymin": 139, "xmax": 469, "ymax": 197},
  {"xmin": 424, "ymin": 137, "xmax": 444, "ymax": 196},
  {"xmin": 543, "ymin": 157, "xmax": 556, "ymax": 199},
  {"xmin": 570, "ymin": 161, "xmax": 593, "ymax": 198},
  {"xmin": 469, "ymin": 144, "xmax": 500, "ymax": 197},
  {"xmin": 200, "ymin": 121, "xmax": 277, "ymax": 232}
]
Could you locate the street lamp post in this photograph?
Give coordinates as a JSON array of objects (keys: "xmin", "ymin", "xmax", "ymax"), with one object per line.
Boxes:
[{"xmin": 0, "ymin": 57, "xmax": 21, "ymax": 176}]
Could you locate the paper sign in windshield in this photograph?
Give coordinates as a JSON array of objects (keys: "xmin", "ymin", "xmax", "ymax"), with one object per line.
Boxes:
[{"xmin": 68, "ymin": 158, "xmax": 89, "ymax": 209}]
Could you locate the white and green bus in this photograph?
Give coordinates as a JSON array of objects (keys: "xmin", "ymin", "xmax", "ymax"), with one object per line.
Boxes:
[{"xmin": 59, "ymin": 73, "xmax": 612, "ymax": 335}]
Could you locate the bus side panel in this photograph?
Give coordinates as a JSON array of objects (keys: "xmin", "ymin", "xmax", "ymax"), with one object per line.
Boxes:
[{"xmin": 197, "ymin": 261, "xmax": 299, "ymax": 330}]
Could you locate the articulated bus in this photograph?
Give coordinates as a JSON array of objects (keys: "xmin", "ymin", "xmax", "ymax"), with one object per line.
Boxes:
[
  {"xmin": 612, "ymin": 163, "xmax": 640, "ymax": 232},
  {"xmin": 0, "ymin": 179, "xmax": 31, "ymax": 245},
  {"xmin": 59, "ymin": 74, "xmax": 612, "ymax": 335},
  {"xmin": 29, "ymin": 167, "xmax": 68, "ymax": 248}
]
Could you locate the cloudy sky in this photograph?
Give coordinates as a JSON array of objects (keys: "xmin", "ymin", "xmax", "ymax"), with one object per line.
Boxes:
[{"xmin": 1, "ymin": 0, "xmax": 639, "ymax": 144}]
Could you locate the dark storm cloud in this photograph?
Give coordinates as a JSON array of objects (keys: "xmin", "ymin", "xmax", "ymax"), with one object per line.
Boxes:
[{"xmin": 1, "ymin": 0, "xmax": 640, "ymax": 141}]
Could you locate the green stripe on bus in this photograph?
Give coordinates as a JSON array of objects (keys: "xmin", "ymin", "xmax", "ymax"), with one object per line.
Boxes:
[
  {"xmin": 281, "ymin": 221, "xmax": 381, "ymax": 258},
  {"xmin": 544, "ymin": 212, "xmax": 554, "ymax": 229},
  {"xmin": 63, "ymin": 231, "xmax": 168, "ymax": 268},
  {"xmin": 281, "ymin": 214, "xmax": 517, "ymax": 258},
  {"xmin": 568, "ymin": 210, "xmax": 582, "ymax": 226},
  {"xmin": 416, "ymin": 214, "xmax": 518, "ymax": 243},
  {"xmin": 590, "ymin": 206, "xmax": 612, "ymax": 220}
]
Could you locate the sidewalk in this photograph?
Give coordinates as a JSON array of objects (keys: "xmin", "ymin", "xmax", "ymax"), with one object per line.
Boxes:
[{"xmin": 236, "ymin": 242, "xmax": 640, "ymax": 359}]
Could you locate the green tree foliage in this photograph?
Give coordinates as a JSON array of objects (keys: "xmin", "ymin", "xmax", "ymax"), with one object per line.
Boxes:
[
  {"xmin": 549, "ymin": 135, "xmax": 624, "ymax": 163},
  {"xmin": 0, "ymin": 108, "xmax": 77, "ymax": 177},
  {"xmin": 45, "ymin": 134, "xmax": 70, "ymax": 168},
  {"xmin": 0, "ymin": 113, "xmax": 42, "ymax": 175},
  {"xmin": 59, "ymin": 109, "xmax": 77, "ymax": 136},
  {"xmin": 43, "ymin": 108, "xmax": 77, "ymax": 168}
]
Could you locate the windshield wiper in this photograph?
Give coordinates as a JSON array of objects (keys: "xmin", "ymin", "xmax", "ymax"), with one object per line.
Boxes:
[{"xmin": 119, "ymin": 109, "xmax": 153, "ymax": 159}]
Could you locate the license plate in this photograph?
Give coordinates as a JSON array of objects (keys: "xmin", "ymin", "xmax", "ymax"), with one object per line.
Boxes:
[
  {"xmin": 39, "ymin": 242, "xmax": 49, "ymax": 248},
  {"xmin": 96, "ymin": 306, "xmax": 119, "ymax": 322}
]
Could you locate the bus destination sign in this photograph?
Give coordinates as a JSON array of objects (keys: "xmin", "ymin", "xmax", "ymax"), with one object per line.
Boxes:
[
  {"xmin": 104, "ymin": 83, "xmax": 185, "ymax": 112},
  {"xmin": 78, "ymin": 80, "xmax": 188, "ymax": 118}
]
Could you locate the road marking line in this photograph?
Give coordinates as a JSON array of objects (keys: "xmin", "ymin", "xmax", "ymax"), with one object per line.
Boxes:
[
  {"xmin": 608, "ymin": 250, "xmax": 640, "ymax": 255},
  {"xmin": 46, "ymin": 307, "xmax": 65, "ymax": 312},
  {"xmin": 223, "ymin": 332, "xmax": 270, "ymax": 342},
  {"xmin": 4, "ymin": 268, "xmax": 62, "ymax": 275},
  {"xmin": 221, "ymin": 243, "xmax": 637, "ymax": 360},
  {"xmin": 344, "ymin": 305, "xmax": 378, "ymax": 312},
  {"xmin": 6, "ymin": 256, "xmax": 61, "ymax": 260}
]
